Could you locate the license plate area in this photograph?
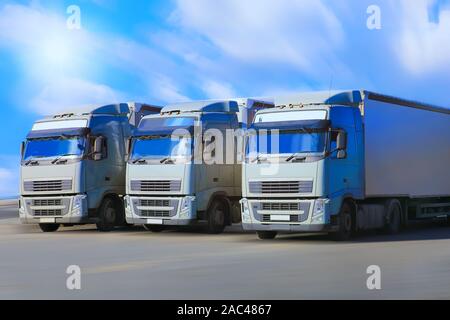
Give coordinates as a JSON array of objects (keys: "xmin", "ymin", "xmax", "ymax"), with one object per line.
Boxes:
[
  {"xmin": 146, "ymin": 219, "xmax": 163, "ymax": 225},
  {"xmin": 40, "ymin": 218, "xmax": 56, "ymax": 223},
  {"xmin": 270, "ymin": 215, "xmax": 290, "ymax": 222}
]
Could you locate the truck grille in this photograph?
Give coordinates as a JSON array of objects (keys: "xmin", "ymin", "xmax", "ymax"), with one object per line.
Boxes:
[
  {"xmin": 139, "ymin": 210, "xmax": 171, "ymax": 218},
  {"xmin": 130, "ymin": 180, "xmax": 182, "ymax": 192},
  {"xmin": 139, "ymin": 199, "xmax": 171, "ymax": 207},
  {"xmin": 262, "ymin": 203, "xmax": 299, "ymax": 211},
  {"xmin": 24, "ymin": 180, "xmax": 72, "ymax": 192},
  {"xmin": 255, "ymin": 202, "xmax": 311, "ymax": 223},
  {"xmin": 33, "ymin": 199, "xmax": 62, "ymax": 206},
  {"xmin": 33, "ymin": 209, "xmax": 63, "ymax": 216},
  {"xmin": 249, "ymin": 180, "xmax": 313, "ymax": 194}
]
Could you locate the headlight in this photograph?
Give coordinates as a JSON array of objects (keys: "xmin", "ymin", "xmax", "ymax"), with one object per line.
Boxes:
[
  {"xmin": 72, "ymin": 195, "xmax": 87, "ymax": 216},
  {"xmin": 312, "ymin": 198, "xmax": 329, "ymax": 224},
  {"xmin": 240, "ymin": 198, "xmax": 251, "ymax": 223},
  {"xmin": 19, "ymin": 198, "xmax": 25, "ymax": 211},
  {"xmin": 124, "ymin": 195, "xmax": 130, "ymax": 209},
  {"xmin": 179, "ymin": 196, "xmax": 195, "ymax": 218}
]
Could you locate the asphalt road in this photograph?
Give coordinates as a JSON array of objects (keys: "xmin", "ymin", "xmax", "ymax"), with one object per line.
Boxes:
[{"xmin": 1, "ymin": 205, "xmax": 450, "ymax": 300}]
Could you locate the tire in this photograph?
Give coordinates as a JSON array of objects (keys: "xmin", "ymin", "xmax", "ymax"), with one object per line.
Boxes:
[
  {"xmin": 206, "ymin": 199, "xmax": 227, "ymax": 234},
  {"xmin": 332, "ymin": 202, "xmax": 354, "ymax": 241},
  {"xmin": 96, "ymin": 197, "xmax": 118, "ymax": 232},
  {"xmin": 384, "ymin": 199, "xmax": 402, "ymax": 234},
  {"xmin": 143, "ymin": 224, "xmax": 165, "ymax": 232},
  {"xmin": 257, "ymin": 231, "xmax": 277, "ymax": 240},
  {"xmin": 39, "ymin": 223, "xmax": 60, "ymax": 232}
]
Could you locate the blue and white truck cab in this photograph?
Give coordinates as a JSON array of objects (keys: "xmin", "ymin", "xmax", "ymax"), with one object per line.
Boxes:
[
  {"xmin": 124, "ymin": 98, "xmax": 273, "ymax": 233},
  {"xmin": 241, "ymin": 90, "xmax": 450, "ymax": 240},
  {"xmin": 19, "ymin": 103, "xmax": 161, "ymax": 232}
]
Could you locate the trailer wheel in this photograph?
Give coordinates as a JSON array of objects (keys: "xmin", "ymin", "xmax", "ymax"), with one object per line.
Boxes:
[
  {"xmin": 257, "ymin": 231, "xmax": 277, "ymax": 240},
  {"xmin": 332, "ymin": 202, "xmax": 353, "ymax": 241},
  {"xmin": 206, "ymin": 198, "xmax": 227, "ymax": 234},
  {"xmin": 39, "ymin": 223, "xmax": 60, "ymax": 232},
  {"xmin": 384, "ymin": 199, "xmax": 402, "ymax": 234},
  {"xmin": 96, "ymin": 197, "xmax": 118, "ymax": 232},
  {"xmin": 143, "ymin": 224, "xmax": 165, "ymax": 232}
]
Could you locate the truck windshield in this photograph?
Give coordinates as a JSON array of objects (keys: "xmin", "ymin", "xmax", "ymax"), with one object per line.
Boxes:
[
  {"xmin": 23, "ymin": 137, "xmax": 86, "ymax": 161},
  {"xmin": 246, "ymin": 130, "xmax": 326, "ymax": 159},
  {"xmin": 130, "ymin": 135, "xmax": 192, "ymax": 161}
]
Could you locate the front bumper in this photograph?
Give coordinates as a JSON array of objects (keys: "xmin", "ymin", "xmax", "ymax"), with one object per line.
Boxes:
[
  {"xmin": 242, "ymin": 223, "xmax": 333, "ymax": 232},
  {"xmin": 19, "ymin": 194, "xmax": 89, "ymax": 224},
  {"xmin": 240, "ymin": 197, "xmax": 336, "ymax": 233},
  {"xmin": 124, "ymin": 195, "xmax": 197, "ymax": 226}
]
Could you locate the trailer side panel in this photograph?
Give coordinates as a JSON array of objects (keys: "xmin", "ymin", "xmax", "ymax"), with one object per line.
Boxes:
[{"xmin": 364, "ymin": 97, "xmax": 450, "ymax": 198}]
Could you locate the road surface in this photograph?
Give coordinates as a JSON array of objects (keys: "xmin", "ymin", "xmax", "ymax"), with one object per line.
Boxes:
[{"xmin": 1, "ymin": 205, "xmax": 450, "ymax": 299}]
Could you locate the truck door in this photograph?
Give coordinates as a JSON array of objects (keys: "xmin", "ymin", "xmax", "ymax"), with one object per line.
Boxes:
[{"xmin": 327, "ymin": 107, "xmax": 364, "ymax": 201}]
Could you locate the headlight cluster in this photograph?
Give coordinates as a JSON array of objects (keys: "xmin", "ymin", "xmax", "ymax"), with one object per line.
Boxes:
[
  {"xmin": 124, "ymin": 196, "xmax": 132, "ymax": 217},
  {"xmin": 311, "ymin": 198, "xmax": 329, "ymax": 224},
  {"xmin": 240, "ymin": 199, "xmax": 251, "ymax": 223},
  {"xmin": 72, "ymin": 195, "xmax": 87, "ymax": 216},
  {"xmin": 179, "ymin": 196, "xmax": 195, "ymax": 218}
]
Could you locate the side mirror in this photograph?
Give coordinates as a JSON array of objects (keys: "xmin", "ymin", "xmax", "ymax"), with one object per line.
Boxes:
[
  {"xmin": 337, "ymin": 131, "xmax": 347, "ymax": 150},
  {"xmin": 93, "ymin": 136, "xmax": 104, "ymax": 161},
  {"xmin": 20, "ymin": 141, "xmax": 25, "ymax": 158}
]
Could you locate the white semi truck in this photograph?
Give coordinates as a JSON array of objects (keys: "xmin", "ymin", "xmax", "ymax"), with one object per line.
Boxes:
[
  {"xmin": 19, "ymin": 102, "xmax": 161, "ymax": 232},
  {"xmin": 241, "ymin": 90, "xmax": 450, "ymax": 240},
  {"xmin": 125, "ymin": 99, "xmax": 273, "ymax": 233}
]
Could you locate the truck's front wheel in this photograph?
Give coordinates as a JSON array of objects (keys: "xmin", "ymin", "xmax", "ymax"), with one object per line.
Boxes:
[
  {"xmin": 96, "ymin": 197, "xmax": 118, "ymax": 232},
  {"xmin": 332, "ymin": 202, "xmax": 353, "ymax": 241},
  {"xmin": 206, "ymin": 199, "xmax": 227, "ymax": 234},
  {"xmin": 39, "ymin": 223, "xmax": 60, "ymax": 232}
]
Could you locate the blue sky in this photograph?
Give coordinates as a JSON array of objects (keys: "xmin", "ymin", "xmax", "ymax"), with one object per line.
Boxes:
[{"xmin": 0, "ymin": 0, "xmax": 450, "ymax": 197}]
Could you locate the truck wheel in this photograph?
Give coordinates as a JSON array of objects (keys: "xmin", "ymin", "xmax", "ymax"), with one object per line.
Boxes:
[
  {"xmin": 96, "ymin": 197, "xmax": 118, "ymax": 232},
  {"xmin": 257, "ymin": 231, "xmax": 277, "ymax": 240},
  {"xmin": 143, "ymin": 224, "xmax": 165, "ymax": 232},
  {"xmin": 384, "ymin": 199, "xmax": 402, "ymax": 234},
  {"xmin": 332, "ymin": 202, "xmax": 353, "ymax": 241},
  {"xmin": 39, "ymin": 223, "xmax": 60, "ymax": 232},
  {"xmin": 206, "ymin": 199, "xmax": 227, "ymax": 234}
]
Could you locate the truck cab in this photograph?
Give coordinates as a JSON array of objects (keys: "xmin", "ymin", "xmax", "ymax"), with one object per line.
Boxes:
[
  {"xmin": 19, "ymin": 102, "xmax": 161, "ymax": 232},
  {"xmin": 125, "ymin": 99, "xmax": 273, "ymax": 233}
]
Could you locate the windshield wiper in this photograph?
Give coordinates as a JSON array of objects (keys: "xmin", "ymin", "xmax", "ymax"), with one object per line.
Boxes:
[
  {"xmin": 251, "ymin": 155, "xmax": 268, "ymax": 163},
  {"xmin": 160, "ymin": 156, "xmax": 175, "ymax": 164},
  {"xmin": 24, "ymin": 155, "xmax": 48, "ymax": 166},
  {"xmin": 285, "ymin": 153, "xmax": 307, "ymax": 162},
  {"xmin": 51, "ymin": 154, "xmax": 77, "ymax": 164},
  {"xmin": 25, "ymin": 159, "xmax": 39, "ymax": 166},
  {"xmin": 132, "ymin": 158, "xmax": 147, "ymax": 164}
]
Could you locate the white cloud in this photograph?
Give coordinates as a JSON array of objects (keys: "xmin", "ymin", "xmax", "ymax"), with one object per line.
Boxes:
[
  {"xmin": 150, "ymin": 75, "xmax": 190, "ymax": 103},
  {"xmin": 171, "ymin": 0, "xmax": 345, "ymax": 72},
  {"xmin": 31, "ymin": 77, "xmax": 123, "ymax": 115},
  {"xmin": 202, "ymin": 80, "xmax": 236, "ymax": 99},
  {"xmin": 395, "ymin": 0, "xmax": 450, "ymax": 74},
  {"xmin": 0, "ymin": 3, "xmax": 189, "ymax": 113}
]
